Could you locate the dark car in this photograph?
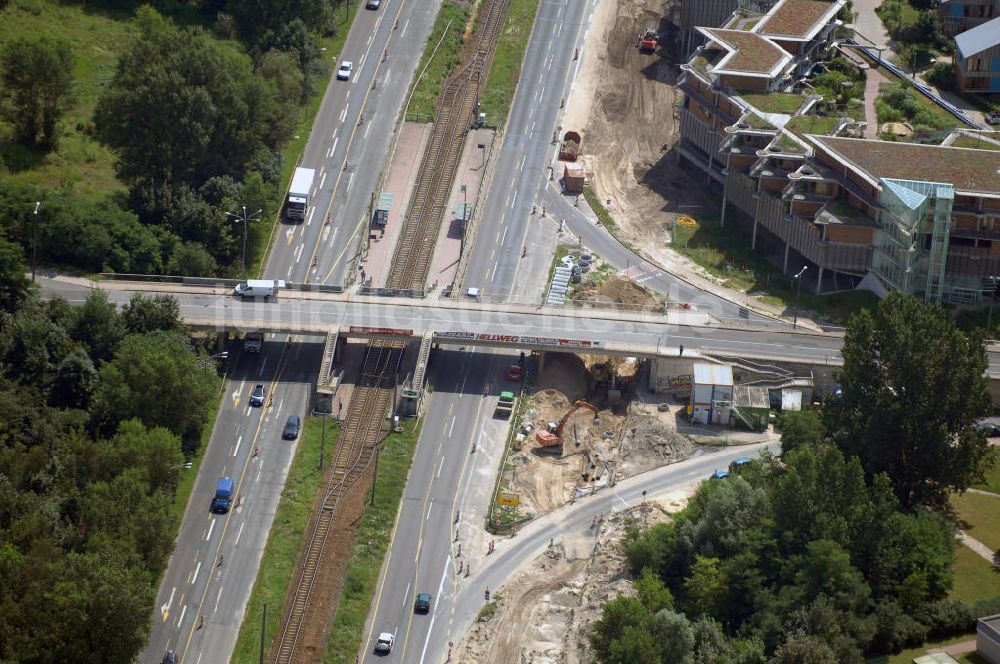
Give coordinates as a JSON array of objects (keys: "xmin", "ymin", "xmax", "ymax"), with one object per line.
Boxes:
[
  {"xmin": 162, "ymin": 652, "xmax": 178, "ymax": 664},
  {"xmin": 250, "ymin": 384, "xmax": 266, "ymax": 407},
  {"xmin": 282, "ymin": 415, "xmax": 301, "ymax": 440},
  {"xmin": 977, "ymin": 421, "xmax": 1000, "ymax": 437},
  {"xmin": 414, "ymin": 593, "xmax": 431, "ymax": 613}
]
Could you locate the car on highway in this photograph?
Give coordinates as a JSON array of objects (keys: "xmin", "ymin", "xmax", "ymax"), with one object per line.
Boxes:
[
  {"xmin": 366, "ymin": 0, "xmax": 381, "ymax": 8},
  {"xmin": 414, "ymin": 593, "xmax": 431, "ymax": 613},
  {"xmin": 507, "ymin": 365, "xmax": 523, "ymax": 381},
  {"xmin": 250, "ymin": 384, "xmax": 267, "ymax": 407},
  {"xmin": 375, "ymin": 632, "xmax": 394, "ymax": 653},
  {"xmin": 337, "ymin": 61, "xmax": 354, "ymax": 81},
  {"xmin": 282, "ymin": 415, "xmax": 301, "ymax": 440},
  {"xmin": 161, "ymin": 652, "xmax": 178, "ymax": 664}
]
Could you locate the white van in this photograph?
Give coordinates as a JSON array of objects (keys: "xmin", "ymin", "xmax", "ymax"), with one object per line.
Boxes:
[{"xmin": 233, "ymin": 279, "xmax": 286, "ymax": 299}]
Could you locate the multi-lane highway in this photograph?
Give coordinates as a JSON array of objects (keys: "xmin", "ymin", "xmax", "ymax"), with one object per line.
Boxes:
[{"xmin": 141, "ymin": 2, "xmax": 444, "ymax": 662}]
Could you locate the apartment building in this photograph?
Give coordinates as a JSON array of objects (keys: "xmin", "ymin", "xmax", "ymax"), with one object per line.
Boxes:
[
  {"xmin": 939, "ymin": 0, "xmax": 1000, "ymax": 36},
  {"xmin": 677, "ymin": 0, "xmax": 1000, "ymax": 303},
  {"xmin": 953, "ymin": 16, "xmax": 1000, "ymax": 93}
]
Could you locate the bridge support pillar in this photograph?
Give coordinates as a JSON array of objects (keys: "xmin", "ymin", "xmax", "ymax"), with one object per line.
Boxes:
[
  {"xmin": 815, "ymin": 266, "xmax": 824, "ymax": 294},
  {"xmin": 782, "ymin": 241, "xmax": 790, "ymax": 274},
  {"xmin": 536, "ymin": 350, "xmax": 546, "ymax": 376}
]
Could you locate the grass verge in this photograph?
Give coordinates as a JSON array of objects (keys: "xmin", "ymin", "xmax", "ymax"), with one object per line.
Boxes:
[
  {"xmin": 406, "ymin": 1, "xmax": 470, "ymax": 120},
  {"xmin": 479, "ymin": 0, "xmax": 540, "ymax": 127},
  {"xmin": 973, "ymin": 448, "xmax": 1000, "ymax": 494},
  {"xmin": 952, "ymin": 490, "xmax": 1000, "ymax": 553},
  {"xmin": 671, "ymin": 213, "xmax": 880, "ymax": 324},
  {"xmin": 583, "ymin": 187, "xmax": 617, "ymax": 233},
  {"xmin": 950, "ymin": 545, "xmax": 1000, "ymax": 605},
  {"xmin": 323, "ymin": 419, "xmax": 421, "ymax": 664},
  {"xmin": 232, "ymin": 415, "xmax": 341, "ymax": 663},
  {"xmin": 171, "ymin": 371, "xmax": 224, "ymax": 523}
]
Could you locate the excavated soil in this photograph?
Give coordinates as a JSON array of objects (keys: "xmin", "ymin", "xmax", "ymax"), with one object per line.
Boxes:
[
  {"xmin": 573, "ymin": 274, "xmax": 659, "ymax": 307},
  {"xmin": 508, "ymin": 354, "xmax": 693, "ymax": 516},
  {"xmin": 563, "ymin": 0, "xmax": 717, "ymax": 257},
  {"xmin": 456, "ymin": 502, "xmax": 682, "ymax": 663}
]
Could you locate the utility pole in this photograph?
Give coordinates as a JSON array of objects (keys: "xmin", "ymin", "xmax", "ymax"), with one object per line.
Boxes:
[
  {"xmin": 319, "ymin": 411, "xmax": 327, "ymax": 471},
  {"xmin": 792, "ymin": 265, "xmax": 808, "ymax": 329},
  {"xmin": 31, "ymin": 201, "xmax": 40, "ymax": 281}
]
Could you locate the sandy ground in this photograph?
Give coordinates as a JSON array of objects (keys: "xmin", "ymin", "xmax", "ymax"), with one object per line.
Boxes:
[
  {"xmin": 507, "ymin": 353, "xmax": 692, "ymax": 517},
  {"xmin": 455, "ymin": 501, "xmax": 683, "ymax": 664}
]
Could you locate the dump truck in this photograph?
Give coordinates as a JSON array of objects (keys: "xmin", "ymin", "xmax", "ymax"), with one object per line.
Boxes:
[
  {"xmin": 639, "ymin": 27, "xmax": 658, "ymax": 53},
  {"xmin": 563, "ymin": 162, "xmax": 585, "ymax": 194},
  {"xmin": 285, "ymin": 167, "xmax": 315, "ymax": 222},
  {"xmin": 495, "ymin": 391, "xmax": 515, "ymax": 418},
  {"xmin": 233, "ymin": 279, "xmax": 286, "ymax": 299},
  {"xmin": 211, "ymin": 476, "xmax": 234, "ymax": 513},
  {"xmin": 559, "ymin": 131, "xmax": 581, "ymax": 161}
]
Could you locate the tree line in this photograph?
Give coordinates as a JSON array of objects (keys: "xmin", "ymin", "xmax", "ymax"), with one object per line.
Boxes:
[
  {"xmin": 590, "ymin": 293, "xmax": 999, "ymax": 664},
  {"xmin": 0, "ymin": 269, "xmax": 219, "ymax": 660},
  {"xmin": 0, "ymin": 0, "xmax": 346, "ymax": 276}
]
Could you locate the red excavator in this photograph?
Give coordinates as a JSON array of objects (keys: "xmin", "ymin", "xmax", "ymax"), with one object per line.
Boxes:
[
  {"xmin": 639, "ymin": 27, "xmax": 658, "ymax": 53},
  {"xmin": 536, "ymin": 401, "xmax": 599, "ymax": 447}
]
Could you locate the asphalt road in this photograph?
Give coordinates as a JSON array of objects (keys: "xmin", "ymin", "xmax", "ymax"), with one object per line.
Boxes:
[
  {"xmin": 357, "ymin": 349, "xmax": 519, "ymax": 663},
  {"xmin": 141, "ymin": 2, "xmax": 443, "ymax": 662},
  {"xmin": 265, "ymin": 0, "xmax": 443, "ymax": 288},
  {"xmin": 462, "ymin": 0, "xmax": 592, "ymax": 300}
]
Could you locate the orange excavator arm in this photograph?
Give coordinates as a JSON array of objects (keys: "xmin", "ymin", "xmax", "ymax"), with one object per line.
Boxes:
[{"xmin": 553, "ymin": 400, "xmax": 598, "ymax": 436}]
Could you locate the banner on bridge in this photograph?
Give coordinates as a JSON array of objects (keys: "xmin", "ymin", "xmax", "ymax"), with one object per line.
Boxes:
[{"xmin": 436, "ymin": 331, "xmax": 600, "ymax": 348}]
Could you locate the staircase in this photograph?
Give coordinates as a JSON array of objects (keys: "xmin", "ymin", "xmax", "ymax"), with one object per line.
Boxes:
[
  {"xmin": 316, "ymin": 328, "xmax": 340, "ymax": 395},
  {"xmin": 411, "ymin": 332, "xmax": 434, "ymax": 392}
]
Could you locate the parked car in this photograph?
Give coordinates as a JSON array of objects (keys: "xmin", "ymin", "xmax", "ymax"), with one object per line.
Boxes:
[
  {"xmin": 375, "ymin": 632, "xmax": 394, "ymax": 653},
  {"xmin": 250, "ymin": 384, "xmax": 266, "ymax": 407},
  {"xmin": 366, "ymin": 0, "xmax": 381, "ymax": 8},
  {"xmin": 282, "ymin": 415, "xmax": 301, "ymax": 440},
  {"xmin": 986, "ymin": 110, "xmax": 1000, "ymax": 125},
  {"xmin": 414, "ymin": 593, "xmax": 431, "ymax": 613},
  {"xmin": 506, "ymin": 365, "xmax": 523, "ymax": 381},
  {"xmin": 337, "ymin": 61, "xmax": 354, "ymax": 80},
  {"xmin": 977, "ymin": 421, "xmax": 1000, "ymax": 437}
]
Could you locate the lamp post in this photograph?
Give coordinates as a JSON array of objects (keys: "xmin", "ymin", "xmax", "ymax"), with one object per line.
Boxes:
[
  {"xmin": 987, "ymin": 276, "xmax": 1000, "ymax": 336},
  {"xmin": 196, "ymin": 351, "xmax": 229, "ymax": 369},
  {"xmin": 792, "ymin": 265, "xmax": 808, "ymax": 329},
  {"xmin": 226, "ymin": 206, "xmax": 263, "ymax": 277},
  {"xmin": 32, "ymin": 201, "xmax": 40, "ymax": 281}
]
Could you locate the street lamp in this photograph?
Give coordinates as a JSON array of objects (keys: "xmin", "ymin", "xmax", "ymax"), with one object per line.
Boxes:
[
  {"xmin": 792, "ymin": 265, "xmax": 808, "ymax": 329},
  {"xmin": 987, "ymin": 276, "xmax": 1000, "ymax": 336},
  {"xmin": 32, "ymin": 201, "xmax": 40, "ymax": 281},
  {"xmin": 225, "ymin": 207, "xmax": 263, "ymax": 276},
  {"xmin": 169, "ymin": 462, "xmax": 193, "ymax": 471},
  {"xmin": 196, "ymin": 351, "xmax": 229, "ymax": 369}
]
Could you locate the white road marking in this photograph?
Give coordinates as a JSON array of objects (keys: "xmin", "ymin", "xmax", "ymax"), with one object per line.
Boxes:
[
  {"xmin": 491, "ymin": 261, "xmax": 499, "ymax": 282},
  {"xmin": 326, "ymin": 146, "xmax": 332, "ymax": 158},
  {"xmin": 177, "ymin": 604, "xmax": 187, "ymax": 629},
  {"xmin": 235, "ymin": 521, "xmax": 246, "ymax": 545},
  {"xmin": 448, "ymin": 415, "xmax": 456, "ymax": 437},
  {"xmin": 319, "ymin": 171, "xmax": 327, "ymax": 189},
  {"xmin": 307, "ymin": 207, "xmax": 316, "ymax": 225},
  {"xmin": 403, "ymin": 581, "xmax": 411, "ymax": 609},
  {"xmin": 214, "ymin": 586, "xmax": 223, "ymax": 612},
  {"xmin": 160, "ymin": 587, "xmax": 175, "ymax": 620},
  {"xmin": 425, "ymin": 502, "xmax": 434, "ymax": 522},
  {"xmin": 340, "ymin": 107, "xmax": 347, "ymax": 123},
  {"xmin": 277, "ymin": 398, "xmax": 284, "ymax": 415},
  {"xmin": 501, "ymin": 227, "xmax": 508, "ymax": 245},
  {"xmin": 191, "ymin": 561, "xmax": 202, "ymax": 585},
  {"xmin": 364, "ymin": 121, "xmax": 372, "ymax": 139},
  {"xmin": 401, "ymin": 17, "xmax": 410, "ymax": 36},
  {"xmin": 286, "ymin": 264, "xmax": 293, "ymax": 278},
  {"xmin": 256, "ymin": 462, "xmax": 263, "ymax": 482},
  {"xmin": 206, "ymin": 518, "xmax": 216, "ymax": 541},
  {"xmin": 233, "ymin": 435, "xmax": 242, "ymax": 457},
  {"xmin": 295, "ymin": 243, "xmax": 304, "ymax": 264},
  {"xmin": 436, "ymin": 458, "xmax": 445, "ymax": 479},
  {"xmin": 332, "ymin": 136, "xmax": 339, "ymax": 154},
  {"xmin": 346, "ymin": 172, "xmax": 354, "ymax": 193},
  {"xmin": 258, "ymin": 356, "xmax": 268, "ymax": 377},
  {"xmin": 418, "ymin": 559, "xmax": 452, "ymax": 663}
]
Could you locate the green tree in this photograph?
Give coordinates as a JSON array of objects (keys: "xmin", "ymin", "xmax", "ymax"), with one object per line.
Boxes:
[
  {"xmin": 0, "ymin": 236, "xmax": 32, "ymax": 312},
  {"xmin": 71, "ymin": 290, "xmax": 125, "ymax": 362},
  {"xmin": 684, "ymin": 555, "xmax": 728, "ymax": 619},
  {"xmin": 591, "ymin": 596, "xmax": 652, "ymax": 661},
  {"xmin": 824, "ymin": 293, "xmax": 991, "ymax": 508},
  {"xmin": 90, "ymin": 331, "xmax": 215, "ymax": 449},
  {"xmin": 770, "ymin": 632, "xmax": 838, "ymax": 664},
  {"xmin": 0, "ymin": 36, "xmax": 74, "ymax": 147},
  {"xmin": 635, "ymin": 567, "xmax": 674, "ymax": 613},
  {"xmin": 50, "ymin": 347, "xmax": 98, "ymax": 409},
  {"xmin": 777, "ymin": 410, "xmax": 825, "ymax": 455},
  {"xmin": 651, "ymin": 609, "xmax": 695, "ymax": 664},
  {"xmin": 121, "ymin": 293, "xmax": 183, "ymax": 335}
]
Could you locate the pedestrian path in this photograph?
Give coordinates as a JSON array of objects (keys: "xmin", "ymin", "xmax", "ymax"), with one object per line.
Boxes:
[{"xmin": 957, "ymin": 529, "xmax": 996, "ymax": 564}]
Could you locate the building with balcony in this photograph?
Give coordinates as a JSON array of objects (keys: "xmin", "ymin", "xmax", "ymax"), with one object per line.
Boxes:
[
  {"xmin": 952, "ymin": 15, "xmax": 1000, "ymax": 93},
  {"xmin": 676, "ymin": 0, "xmax": 1000, "ymax": 303},
  {"xmin": 939, "ymin": 0, "xmax": 1000, "ymax": 37}
]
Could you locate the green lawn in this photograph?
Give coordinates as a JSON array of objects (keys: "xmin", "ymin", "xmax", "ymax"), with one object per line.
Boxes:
[
  {"xmin": 479, "ymin": 0, "xmax": 540, "ymax": 127},
  {"xmin": 323, "ymin": 420, "xmax": 421, "ymax": 664},
  {"xmin": 740, "ymin": 92, "xmax": 805, "ymax": 115},
  {"xmin": 973, "ymin": 448, "xmax": 1000, "ymax": 494},
  {"xmin": 953, "ymin": 135, "xmax": 1000, "ymax": 151},
  {"xmin": 785, "ymin": 115, "xmax": 843, "ymax": 138},
  {"xmin": 232, "ymin": 415, "xmax": 341, "ymax": 663},
  {"xmin": 0, "ymin": 0, "xmax": 137, "ymax": 200},
  {"xmin": 671, "ymin": 214, "xmax": 880, "ymax": 324},
  {"xmin": 950, "ymin": 544, "xmax": 1000, "ymax": 604},
  {"xmin": 405, "ymin": 1, "xmax": 470, "ymax": 121},
  {"xmin": 952, "ymin": 490, "xmax": 1000, "ymax": 553},
  {"xmin": 584, "ymin": 186, "xmax": 617, "ymax": 232}
]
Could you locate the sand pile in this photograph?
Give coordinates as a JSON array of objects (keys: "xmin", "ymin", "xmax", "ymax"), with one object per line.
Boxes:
[{"xmin": 573, "ymin": 274, "xmax": 658, "ymax": 307}]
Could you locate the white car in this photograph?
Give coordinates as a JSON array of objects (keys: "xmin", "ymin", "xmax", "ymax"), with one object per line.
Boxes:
[
  {"xmin": 375, "ymin": 632, "xmax": 394, "ymax": 653},
  {"xmin": 337, "ymin": 61, "xmax": 354, "ymax": 81},
  {"xmin": 366, "ymin": 0, "xmax": 381, "ymax": 8}
]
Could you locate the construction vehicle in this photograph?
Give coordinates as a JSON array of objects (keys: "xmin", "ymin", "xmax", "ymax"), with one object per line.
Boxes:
[
  {"xmin": 558, "ymin": 131, "xmax": 581, "ymax": 161},
  {"xmin": 639, "ymin": 27, "xmax": 658, "ymax": 53},
  {"xmin": 536, "ymin": 400, "xmax": 599, "ymax": 447},
  {"xmin": 495, "ymin": 391, "xmax": 516, "ymax": 418}
]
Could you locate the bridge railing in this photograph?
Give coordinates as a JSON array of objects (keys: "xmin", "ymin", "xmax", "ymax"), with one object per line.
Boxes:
[{"xmin": 99, "ymin": 273, "xmax": 344, "ymax": 294}]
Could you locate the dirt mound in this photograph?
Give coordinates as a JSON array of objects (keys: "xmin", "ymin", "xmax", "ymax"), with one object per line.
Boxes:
[
  {"xmin": 456, "ymin": 502, "xmax": 678, "ymax": 664},
  {"xmin": 574, "ymin": 274, "xmax": 658, "ymax": 306},
  {"xmin": 618, "ymin": 413, "xmax": 692, "ymax": 476}
]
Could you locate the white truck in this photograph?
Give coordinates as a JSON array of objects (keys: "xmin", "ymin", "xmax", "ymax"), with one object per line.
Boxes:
[
  {"xmin": 286, "ymin": 167, "xmax": 316, "ymax": 222},
  {"xmin": 233, "ymin": 279, "xmax": 286, "ymax": 299}
]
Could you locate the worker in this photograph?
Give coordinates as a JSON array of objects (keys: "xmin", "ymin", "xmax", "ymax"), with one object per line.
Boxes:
[
  {"xmin": 218, "ymin": 554, "xmax": 224, "ymax": 567},
  {"xmin": 679, "ymin": 344, "xmax": 684, "ymax": 356},
  {"xmin": 485, "ymin": 588, "xmax": 490, "ymax": 601},
  {"xmin": 198, "ymin": 615, "xmax": 204, "ymax": 630}
]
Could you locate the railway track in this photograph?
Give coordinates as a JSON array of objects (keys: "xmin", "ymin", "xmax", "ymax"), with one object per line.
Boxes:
[
  {"xmin": 386, "ymin": 0, "xmax": 511, "ymax": 291},
  {"xmin": 271, "ymin": 338, "xmax": 404, "ymax": 664}
]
